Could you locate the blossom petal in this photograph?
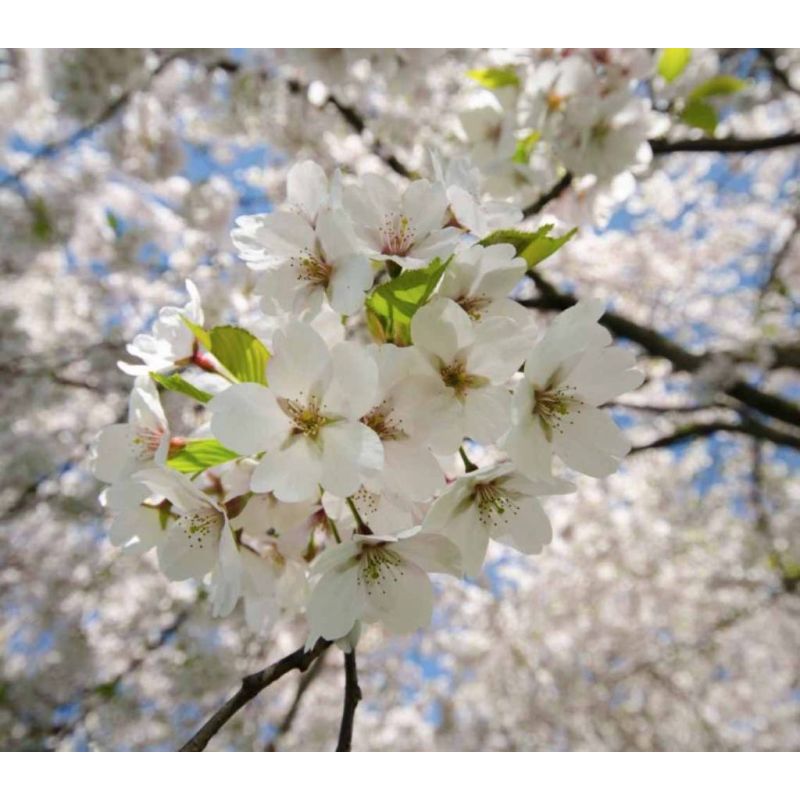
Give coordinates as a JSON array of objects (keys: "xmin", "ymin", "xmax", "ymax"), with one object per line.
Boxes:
[{"xmin": 209, "ymin": 383, "xmax": 289, "ymax": 455}]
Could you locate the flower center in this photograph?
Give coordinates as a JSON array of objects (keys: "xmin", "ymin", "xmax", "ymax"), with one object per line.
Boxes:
[
  {"xmin": 361, "ymin": 402, "xmax": 407, "ymax": 441},
  {"xmin": 356, "ymin": 544, "xmax": 405, "ymax": 594},
  {"xmin": 177, "ymin": 507, "xmax": 223, "ymax": 548},
  {"xmin": 131, "ymin": 424, "xmax": 165, "ymax": 460},
  {"xmin": 473, "ymin": 481, "xmax": 520, "ymax": 528},
  {"xmin": 440, "ymin": 360, "xmax": 488, "ymax": 398},
  {"xmin": 533, "ymin": 385, "xmax": 575, "ymax": 439},
  {"xmin": 380, "ymin": 214, "xmax": 415, "ymax": 257},
  {"xmin": 455, "ymin": 293, "xmax": 491, "ymax": 321},
  {"xmin": 280, "ymin": 396, "xmax": 330, "ymax": 439},
  {"xmin": 297, "ymin": 254, "xmax": 332, "ymax": 288}
]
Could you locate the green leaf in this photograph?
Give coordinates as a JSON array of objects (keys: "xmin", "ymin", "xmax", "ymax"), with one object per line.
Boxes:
[
  {"xmin": 467, "ymin": 66, "xmax": 520, "ymax": 90},
  {"xmin": 181, "ymin": 315, "xmax": 212, "ymax": 351},
  {"xmin": 658, "ymin": 49, "xmax": 692, "ymax": 82},
  {"xmin": 167, "ymin": 438, "xmax": 241, "ymax": 473},
  {"xmin": 687, "ymin": 74, "xmax": 748, "ymax": 102},
  {"xmin": 365, "ymin": 257, "xmax": 451, "ymax": 346},
  {"xmin": 106, "ymin": 211, "xmax": 122, "ymax": 237},
  {"xmin": 150, "ymin": 372, "xmax": 213, "ymax": 404},
  {"xmin": 208, "ymin": 325, "xmax": 270, "ymax": 384},
  {"xmin": 513, "ymin": 131, "xmax": 541, "ymax": 165},
  {"xmin": 479, "ymin": 225, "xmax": 577, "ymax": 269},
  {"xmin": 680, "ymin": 99, "xmax": 718, "ymax": 134}
]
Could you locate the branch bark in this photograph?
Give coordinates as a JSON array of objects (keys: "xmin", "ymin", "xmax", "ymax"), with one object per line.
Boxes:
[
  {"xmin": 335, "ymin": 649, "xmax": 362, "ymax": 752},
  {"xmin": 519, "ymin": 275, "xmax": 800, "ymax": 431},
  {"xmin": 650, "ymin": 131, "xmax": 800, "ymax": 155},
  {"xmin": 179, "ymin": 639, "xmax": 330, "ymax": 752}
]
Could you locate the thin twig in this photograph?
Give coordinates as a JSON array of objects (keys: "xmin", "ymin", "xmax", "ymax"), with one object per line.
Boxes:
[
  {"xmin": 522, "ymin": 172, "xmax": 573, "ymax": 217},
  {"xmin": 650, "ymin": 131, "xmax": 800, "ymax": 155},
  {"xmin": 518, "ymin": 276, "xmax": 800, "ymax": 431},
  {"xmin": 335, "ymin": 649, "xmax": 362, "ymax": 752},
  {"xmin": 179, "ymin": 639, "xmax": 330, "ymax": 752},
  {"xmin": 264, "ymin": 651, "xmax": 328, "ymax": 751}
]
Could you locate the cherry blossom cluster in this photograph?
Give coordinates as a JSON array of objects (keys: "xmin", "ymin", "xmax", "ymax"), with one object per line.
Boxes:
[{"xmin": 91, "ymin": 157, "xmax": 643, "ymax": 649}]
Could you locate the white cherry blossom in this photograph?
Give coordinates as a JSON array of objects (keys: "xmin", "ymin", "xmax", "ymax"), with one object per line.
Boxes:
[
  {"xmin": 422, "ymin": 461, "xmax": 574, "ymax": 576},
  {"xmin": 505, "ymin": 299, "xmax": 644, "ymax": 479}
]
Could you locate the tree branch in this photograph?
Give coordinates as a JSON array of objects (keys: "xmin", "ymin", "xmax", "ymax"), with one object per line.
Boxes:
[
  {"xmin": 522, "ymin": 172, "xmax": 573, "ymax": 217},
  {"xmin": 263, "ymin": 650, "xmax": 328, "ymax": 751},
  {"xmin": 0, "ymin": 52, "xmax": 182, "ymax": 189},
  {"xmin": 519, "ymin": 275, "xmax": 800, "ymax": 430},
  {"xmin": 179, "ymin": 639, "xmax": 330, "ymax": 752},
  {"xmin": 335, "ymin": 648, "xmax": 362, "ymax": 752},
  {"xmin": 650, "ymin": 131, "xmax": 800, "ymax": 155}
]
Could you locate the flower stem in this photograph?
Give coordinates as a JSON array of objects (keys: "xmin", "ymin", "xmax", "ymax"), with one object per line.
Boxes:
[
  {"xmin": 459, "ymin": 445, "xmax": 478, "ymax": 473},
  {"xmin": 346, "ymin": 496, "xmax": 372, "ymax": 536}
]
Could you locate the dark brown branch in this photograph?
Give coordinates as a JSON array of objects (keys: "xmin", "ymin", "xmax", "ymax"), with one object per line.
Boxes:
[
  {"xmin": 519, "ymin": 275, "xmax": 800, "ymax": 431},
  {"xmin": 264, "ymin": 650, "xmax": 327, "ymax": 751},
  {"xmin": 179, "ymin": 639, "xmax": 330, "ymax": 752},
  {"xmin": 335, "ymin": 649, "xmax": 362, "ymax": 752},
  {"xmin": 522, "ymin": 172, "xmax": 573, "ymax": 217},
  {"xmin": 650, "ymin": 131, "xmax": 800, "ymax": 155},
  {"xmin": 630, "ymin": 420, "xmax": 800, "ymax": 453},
  {"xmin": 759, "ymin": 49, "xmax": 800, "ymax": 96}
]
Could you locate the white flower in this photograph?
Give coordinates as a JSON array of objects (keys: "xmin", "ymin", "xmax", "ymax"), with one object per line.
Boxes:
[
  {"xmin": 359, "ymin": 344, "xmax": 445, "ymax": 501},
  {"xmin": 91, "ymin": 377, "xmax": 169, "ymax": 483},
  {"xmin": 422, "ymin": 462, "xmax": 574, "ymax": 576},
  {"xmin": 209, "ymin": 321, "xmax": 383, "ymax": 502},
  {"xmin": 233, "ymin": 167, "xmax": 372, "ymax": 317},
  {"xmin": 431, "ymin": 153, "xmax": 522, "ymax": 236},
  {"xmin": 505, "ymin": 299, "xmax": 644, "ymax": 479},
  {"xmin": 134, "ymin": 467, "xmax": 241, "ymax": 616},
  {"xmin": 119, "ymin": 280, "xmax": 204, "ymax": 375},
  {"xmin": 436, "ymin": 243, "xmax": 530, "ymax": 328},
  {"xmin": 410, "ymin": 297, "xmax": 531, "ymax": 454},
  {"xmin": 100, "ymin": 479, "xmax": 163, "ymax": 555},
  {"xmin": 306, "ymin": 527, "xmax": 462, "ymax": 644},
  {"xmin": 343, "ymin": 174, "xmax": 462, "ymax": 270}
]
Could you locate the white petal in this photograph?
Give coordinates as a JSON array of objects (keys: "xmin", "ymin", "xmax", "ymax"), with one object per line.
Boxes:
[
  {"xmin": 391, "ymin": 532, "xmax": 462, "ymax": 576},
  {"xmin": 320, "ymin": 422, "xmax": 384, "ymax": 498},
  {"xmin": 157, "ymin": 519, "xmax": 219, "ymax": 581},
  {"xmin": 328, "ymin": 254, "xmax": 372, "ymax": 315},
  {"xmin": 268, "ymin": 321, "xmax": 332, "ymax": 402},
  {"xmin": 325, "ymin": 341, "xmax": 379, "ymax": 419},
  {"xmin": 493, "ymin": 496, "xmax": 552, "ymax": 554},
  {"xmin": 317, "ymin": 208, "xmax": 359, "ymax": 264},
  {"xmin": 410, "ymin": 296, "xmax": 474, "ymax": 364},
  {"xmin": 209, "ymin": 383, "xmax": 289, "ymax": 455},
  {"xmin": 382, "ymin": 440, "xmax": 445, "ymax": 501},
  {"xmin": 504, "ymin": 419, "xmax": 555, "ymax": 480},
  {"xmin": 364, "ymin": 555, "xmax": 434, "ymax": 635},
  {"xmin": 402, "ymin": 179, "xmax": 448, "ymax": 238},
  {"xmin": 307, "ymin": 563, "xmax": 364, "ymax": 642},
  {"xmin": 251, "ymin": 437, "xmax": 324, "ymax": 502},
  {"xmin": 209, "ymin": 523, "xmax": 243, "ymax": 617},
  {"xmin": 287, "ymin": 160, "xmax": 328, "ymax": 223},
  {"xmin": 92, "ymin": 424, "xmax": 135, "ymax": 483},
  {"xmin": 564, "ymin": 346, "xmax": 644, "ymax": 406},
  {"xmin": 464, "ymin": 384, "xmax": 512, "ymax": 444}
]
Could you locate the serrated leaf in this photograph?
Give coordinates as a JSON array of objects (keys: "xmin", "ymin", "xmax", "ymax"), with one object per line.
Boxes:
[
  {"xmin": 687, "ymin": 74, "xmax": 748, "ymax": 102},
  {"xmin": 208, "ymin": 325, "xmax": 269, "ymax": 384},
  {"xmin": 150, "ymin": 372, "xmax": 213, "ymax": 403},
  {"xmin": 467, "ymin": 66, "xmax": 520, "ymax": 90},
  {"xmin": 181, "ymin": 315, "xmax": 211, "ymax": 350},
  {"xmin": 658, "ymin": 49, "xmax": 691, "ymax": 82},
  {"xmin": 680, "ymin": 99, "xmax": 718, "ymax": 134},
  {"xmin": 365, "ymin": 257, "xmax": 450, "ymax": 346},
  {"xmin": 479, "ymin": 225, "xmax": 577, "ymax": 269},
  {"xmin": 167, "ymin": 438, "xmax": 241, "ymax": 473}
]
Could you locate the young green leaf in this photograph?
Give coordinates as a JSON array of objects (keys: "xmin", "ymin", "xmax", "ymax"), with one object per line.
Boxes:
[
  {"xmin": 479, "ymin": 225, "xmax": 577, "ymax": 270},
  {"xmin": 208, "ymin": 325, "xmax": 270, "ymax": 385},
  {"xmin": 680, "ymin": 99, "xmax": 718, "ymax": 135},
  {"xmin": 466, "ymin": 66, "xmax": 520, "ymax": 90},
  {"xmin": 687, "ymin": 75, "xmax": 747, "ymax": 102},
  {"xmin": 513, "ymin": 131, "xmax": 541, "ymax": 165},
  {"xmin": 658, "ymin": 49, "xmax": 692, "ymax": 82},
  {"xmin": 167, "ymin": 438, "xmax": 241, "ymax": 474},
  {"xmin": 150, "ymin": 372, "xmax": 213, "ymax": 403},
  {"xmin": 365, "ymin": 257, "xmax": 451, "ymax": 346},
  {"xmin": 181, "ymin": 315, "xmax": 212, "ymax": 350}
]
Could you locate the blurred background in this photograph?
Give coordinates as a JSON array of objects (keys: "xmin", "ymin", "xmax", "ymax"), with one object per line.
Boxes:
[{"xmin": 1, "ymin": 48, "xmax": 799, "ymax": 751}]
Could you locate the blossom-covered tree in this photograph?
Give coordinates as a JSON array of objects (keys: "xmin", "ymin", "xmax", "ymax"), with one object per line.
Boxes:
[{"xmin": 1, "ymin": 48, "xmax": 799, "ymax": 752}]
